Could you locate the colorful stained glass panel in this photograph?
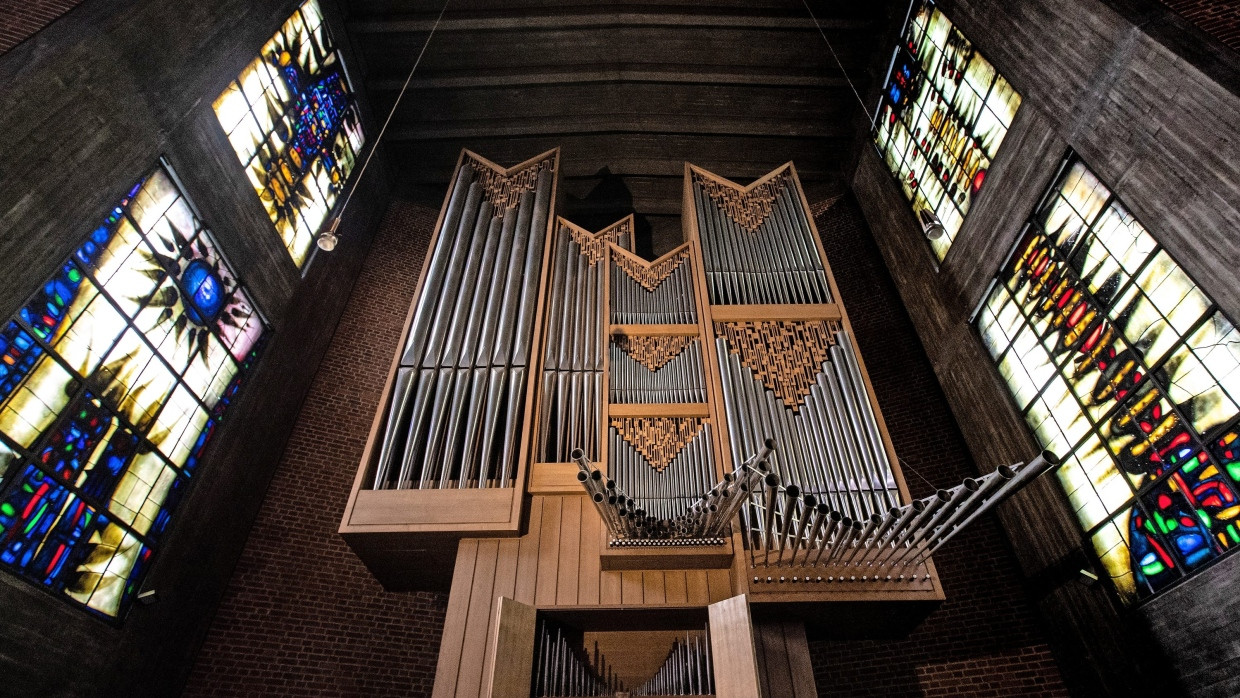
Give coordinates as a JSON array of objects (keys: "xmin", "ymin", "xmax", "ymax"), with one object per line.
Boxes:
[
  {"xmin": 978, "ymin": 155, "xmax": 1240, "ymax": 603},
  {"xmin": 873, "ymin": 1, "xmax": 1021, "ymax": 260},
  {"xmin": 212, "ymin": 0, "xmax": 365, "ymax": 267},
  {"xmin": 0, "ymin": 163, "xmax": 266, "ymax": 617}
]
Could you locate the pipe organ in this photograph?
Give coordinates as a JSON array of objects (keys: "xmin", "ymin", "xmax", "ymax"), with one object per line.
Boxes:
[{"xmin": 339, "ymin": 151, "xmax": 1057, "ymax": 697}]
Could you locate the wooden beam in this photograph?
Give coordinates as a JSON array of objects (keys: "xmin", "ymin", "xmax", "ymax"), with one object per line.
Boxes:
[
  {"xmin": 611, "ymin": 324, "xmax": 700, "ymax": 336},
  {"xmin": 349, "ymin": 13, "xmax": 871, "ymax": 34},
  {"xmin": 607, "ymin": 403, "xmax": 711, "ymax": 418},
  {"xmin": 709, "ymin": 303, "xmax": 842, "ymax": 322},
  {"xmin": 527, "ymin": 462, "xmax": 586, "ymax": 495},
  {"xmin": 386, "ymin": 114, "xmax": 852, "ymax": 141},
  {"xmin": 368, "ymin": 69, "xmax": 850, "ymax": 91}
]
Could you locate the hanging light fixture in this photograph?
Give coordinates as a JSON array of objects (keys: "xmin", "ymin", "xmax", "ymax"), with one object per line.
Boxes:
[
  {"xmin": 917, "ymin": 207, "xmax": 947, "ymax": 240},
  {"xmin": 316, "ymin": 0, "xmax": 451, "ymax": 252},
  {"xmin": 316, "ymin": 217, "xmax": 340, "ymax": 251}
]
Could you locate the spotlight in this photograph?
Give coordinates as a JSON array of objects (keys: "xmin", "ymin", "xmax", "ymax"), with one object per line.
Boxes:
[
  {"xmin": 917, "ymin": 207, "xmax": 946, "ymax": 240},
  {"xmin": 1077, "ymin": 568, "xmax": 1099, "ymax": 587},
  {"xmin": 137, "ymin": 589, "xmax": 159, "ymax": 606},
  {"xmin": 317, "ymin": 217, "xmax": 341, "ymax": 252}
]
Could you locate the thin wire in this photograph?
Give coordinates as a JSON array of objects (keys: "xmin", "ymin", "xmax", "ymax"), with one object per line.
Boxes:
[
  {"xmin": 800, "ymin": 0, "xmax": 872, "ymax": 117},
  {"xmin": 897, "ymin": 455, "xmax": 938, "ymax": 491},
  {"xmin": 333, "ymin": 0, "xmax": 451, "ymax": 221}
]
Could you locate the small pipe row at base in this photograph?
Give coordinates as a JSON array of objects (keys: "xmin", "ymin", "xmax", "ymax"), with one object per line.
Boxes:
[
  {"xmin": 631, "ymin": 628, "xmax": 714, "ymax": 696},
  {"xmin": 574, "ymin": 442, "xmax": 775, "ymax": 543},
  {"xmin": 533, "ymin": 620, "xmax": 624, "ymax": 697},
  {"xmin": 575, "ymin": 440, "xmax": 1060, "ymax": 571},
  {"xmin": 741, "ymin": 449, "xmax": 1061, "ymax": 570}
]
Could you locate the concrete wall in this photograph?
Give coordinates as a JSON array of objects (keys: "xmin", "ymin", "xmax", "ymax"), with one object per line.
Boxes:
[
  {"xmin": 849, "ymin": 0, "xmax": 1240, "ymax": 695},
  {"xmin": 0, "ymin": 0, "xmax": 388, "ymax": 694}
]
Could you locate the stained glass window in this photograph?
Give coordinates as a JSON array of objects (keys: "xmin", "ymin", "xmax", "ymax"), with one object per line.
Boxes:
[
  {"xmin": 212, "ymin": 0, "xmax": 364, "ymax": 268},
  {"xmin": 0, "ymin": 163, "xmax": 267, "ymax": 618},
  {"xmin": 873, "ymin": 0, "xmax": 1021, "ymax": 260},
  {"xmin": 977, "ymin": 156, "xmax": 1240, "ymax": 604}
]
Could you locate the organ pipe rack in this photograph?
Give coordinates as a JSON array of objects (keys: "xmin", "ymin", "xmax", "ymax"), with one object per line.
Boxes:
[{"xmin": 340, "ymin": 150, "xmax": 1051, "ymax": 697}]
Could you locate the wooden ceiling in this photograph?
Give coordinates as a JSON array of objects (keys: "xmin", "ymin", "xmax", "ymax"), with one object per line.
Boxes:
[{"xmin": 339, "ymin": 0, "xmax": 894, "ymax": 253}]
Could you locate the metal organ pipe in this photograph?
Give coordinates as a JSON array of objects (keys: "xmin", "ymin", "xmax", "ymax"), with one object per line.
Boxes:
[
  {"xmin": 632, "ymin": 628, "xmax": 714, "ymax": 696},
  {"xmin": 369, "ymin": 155, "xmax": 555, "ymax": 490},
  {"xmin": 609, "ymin": 340, "xmax": 706, "ymax": 404},
  {"xmin": 721, "ymin": 453, "xmax": 1057, "ymax": 572},
  {"xmin": 536, "ymin": 222, "xmax": 614, "ymax": 464},
  {"xmin": 693, "ymin": 171, "xmax": 832, "ymax": 306},
  {"xmin": 532, "ymin": 620, "xmax": 625, "ymax": 697},
  {"xmin": 610, "ymin": 255, "xmax": 697, "ymax": 325}
]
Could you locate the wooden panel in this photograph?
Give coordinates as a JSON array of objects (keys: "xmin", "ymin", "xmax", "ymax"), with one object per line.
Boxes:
[
  {"xmin": 706, "ymin": 569, "xmax": 733, "ymax": 603},
  {"xmin": 534, "ymin": 497, "xmax": 562, "ymax": 606},
  {"xmin": 666, "ymin": 571, "xmax": 689, "ymax": 605},
  {"xmin": 527, "ymin": 462, "xmax": 584, "ymax": 494},
  {"xmin": 755, "ymin": 619, "xmax": 793, "ymax": 698},
  {"xmin": 709, "ymin": 303, "xmax": 842, "ymax": 322},
  {"xmin": 556, "ymin": 497, "xmax": 582, "ymax": 605},
  {"xmin": 514, "ymin": 496, "xmax": 542, "ymax": 605},
  {"xmin": 481, "ymin": 539, "xmax": 522, "ymax": 688},
  {"xmin": 687, "ymin": 572, "xmax": 711, "ymax": 606},
  {"xmin": 643, "ymin": 571, "xmax": 667, "ymax": 605},
  {"xmin": 707, "ymin": 595, "xmax": 762, "ymax": 698},
  {"xmin": 607, "ymin": 403, "xmax": 712, "ymax": 418},
  {"xmin": 349, "ymin": 488, "xmax": 516, "ymax": 527},
  {"xmin": 601, "ymin": 570, "xmax": 623, "ymax": 605},
  {"xmin": 621, "ymin": 571, "xmax": 644, "ymax": 605},
  {"xmin": 783, "ymin": 622, "xmax": 817, "ymax": 697},
  {"xmin": 752, "ymin": 619, "xmax": 817, "ymax": 698},
  {"xmin": 432, "ymin": 540, "xmax": 478, "ymax": 698},
  {"xmin": 485, "ymin": 597, "xmax": 538, "ymax": 698},
  {"xmin": 578, "ymin": 501, "xmax": 602, "ymax": 606},
  {"xmin": 456, "ymin": 540, "xmax": 500, "ymax": 698},
  {"xmin": 611, "ymin": 323, "xmax": 700, "ymax": 336},
  {"xmin": 600, "ymin": 538, "xmax": 734, "ymax": 570}
]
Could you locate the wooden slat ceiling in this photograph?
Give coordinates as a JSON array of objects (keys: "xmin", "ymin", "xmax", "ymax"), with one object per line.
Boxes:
[{"xmin": 340, "ymin": 0, "xmax": 893, "ymax": 253}]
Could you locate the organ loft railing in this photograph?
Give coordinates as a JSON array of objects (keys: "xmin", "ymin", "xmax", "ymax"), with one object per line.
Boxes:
[{"xmin": 338, "ymin": 151, "xmax": 1057, "ymax": 697}]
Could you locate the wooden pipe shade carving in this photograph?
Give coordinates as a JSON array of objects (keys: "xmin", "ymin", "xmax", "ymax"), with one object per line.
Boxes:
[
  {"xmin": 715, "ymin": 320, "xmax": 841, "ymax": 411},
  {"xmin": 692, "ymin": 168, "xmax": 792, "ymax": 232},
  {"xmin": 610, "ymin": 416, "xmax": 706, "ymax": 472}
]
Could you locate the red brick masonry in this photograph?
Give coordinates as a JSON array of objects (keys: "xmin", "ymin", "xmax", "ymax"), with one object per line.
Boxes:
[
  {"xmin": 0, "ymin": 0, "xmax": 85, "ymax": 54},
  {"xmin": 184, "ymin": 200, "xmax": 447, "ymax": 697},
  {"xmin": 1160, "ymin": 0, "xmax": 1240, "ymax": 51}
]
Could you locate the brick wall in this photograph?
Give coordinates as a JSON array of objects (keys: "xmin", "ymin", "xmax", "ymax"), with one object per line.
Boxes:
[
  {"xmin": 182, "ymin": 199, "xmax": 450, "ymax": 697},
  {"xmin": 1159, "ymin": 0, "xmax": 1240, "ymax": 51},
  {"xmin": 0, "ymin": 0, "xmax": 85, "ymax": 54},
  {"xmin": 807, "ymin": 198, "xmax": 1069, "ymax": 697}
]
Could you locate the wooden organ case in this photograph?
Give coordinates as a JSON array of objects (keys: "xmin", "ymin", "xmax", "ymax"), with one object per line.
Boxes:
[{"xmin": 342, "ymin": 151, "xmax": 976, "ymax": 697}]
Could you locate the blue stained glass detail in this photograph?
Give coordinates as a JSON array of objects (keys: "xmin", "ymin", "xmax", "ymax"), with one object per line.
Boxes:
[
  {"xmin": 148, "ymin": 476, "xmax": 186, "ymax": 539},
  {"xmin": 19, "ymin": 262, "xmax": 84, "ymax": 343},
  {"xmin": 213, "ymin": 0, "xmax": 365, "ymax": 267},
  {"xmin": 0, "ymin": 323, "xmax": 45, "ymax": 404},
  {"xmin": 36, "ymin": 393, "xmax": 139, "ymax": 502},
  {"xmin": 289, "ymin": 74, "xmax": 350, "ymax": 168},
  {"xmin": 179, "ymin": 259, "xmax": 225, "ymax": 324},
  {"xmin": 0, "ymin": 465, "xmax": 106, "ymax": 590}
]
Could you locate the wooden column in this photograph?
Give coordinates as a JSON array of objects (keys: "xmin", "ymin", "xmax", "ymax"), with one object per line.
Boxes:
[
  {"xmin": 707, "ymin": 595, "xmax": 763, "ymax": 698},
  {"xmin": 754, "ymin": 618, "xmax": 817, "ymax": 697},
  {"xmin": 484, "ymin": 597, "xmax": 537, "ymax": 698}
]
